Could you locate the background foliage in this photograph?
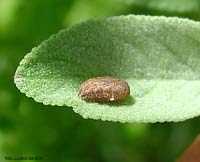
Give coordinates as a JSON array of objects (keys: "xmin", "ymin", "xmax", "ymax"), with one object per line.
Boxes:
[{"xmin": 0, "ymin": 0, "xmax": 200, "ymax": 162}]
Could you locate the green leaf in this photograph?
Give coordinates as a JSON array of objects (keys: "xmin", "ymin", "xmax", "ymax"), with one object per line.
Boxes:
[
  {"xmin": 15, "ymin": 15, "xmax": 200, "ymax": 123},
  {"xmin": 122, "ymin": 0, "xmax": 200, "ymax": 13}
]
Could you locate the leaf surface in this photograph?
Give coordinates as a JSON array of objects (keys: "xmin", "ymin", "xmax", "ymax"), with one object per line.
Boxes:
[{"xmin": 15, "ymin": 15, "xmax": 200, "ymax": 123}]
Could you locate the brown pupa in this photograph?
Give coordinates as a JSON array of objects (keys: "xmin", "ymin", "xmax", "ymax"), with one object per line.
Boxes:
[{"xmin": 78, "ymin": 77, "xmax": 130, "ymax": 102}]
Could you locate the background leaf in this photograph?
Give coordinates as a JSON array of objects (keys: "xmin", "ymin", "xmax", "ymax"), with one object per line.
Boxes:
[
  {"xmin": 15, "ymin": 15, "xmax": 200, "ymax": 123},
  {"xmin": 122, "ymin": 0, "xmax": 200, "ymax": 13}
]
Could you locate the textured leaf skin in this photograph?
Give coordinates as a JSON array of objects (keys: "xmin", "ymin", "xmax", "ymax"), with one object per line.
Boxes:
[{"xmin": 15, "ymin": 15, "xmax": 200, "ymax": 123}]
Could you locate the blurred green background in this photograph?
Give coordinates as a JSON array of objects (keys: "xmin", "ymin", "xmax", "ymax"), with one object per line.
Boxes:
[{"xmin": 0, "ymin": 0, "xmax": 200, "ymax": 162}]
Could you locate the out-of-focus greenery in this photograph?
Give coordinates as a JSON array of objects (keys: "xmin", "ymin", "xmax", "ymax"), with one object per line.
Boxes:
[{"xmin": 0, "ymin": 0, "xmax": 199, "ymax": 162}]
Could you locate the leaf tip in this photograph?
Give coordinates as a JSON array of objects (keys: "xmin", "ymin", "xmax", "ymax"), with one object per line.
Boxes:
[{"xmin": 14, "ymin": 73, "xmax": 21, "ymax": 85}]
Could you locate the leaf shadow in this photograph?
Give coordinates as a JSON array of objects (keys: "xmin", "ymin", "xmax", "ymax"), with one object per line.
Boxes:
[{"xmin": 88, "ymin": 95, "xmax": 136, "ymax": 107}]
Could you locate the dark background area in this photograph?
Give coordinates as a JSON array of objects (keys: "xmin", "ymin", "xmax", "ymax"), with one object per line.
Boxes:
[{"xmin": 0, "ymin": 0, "xmax": 200, "ymax": 162}]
